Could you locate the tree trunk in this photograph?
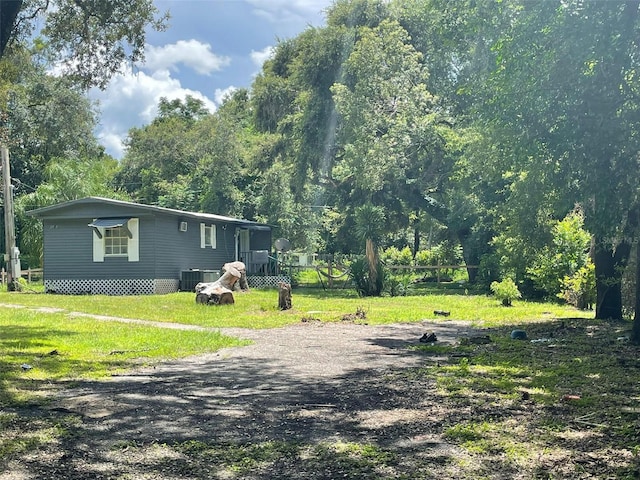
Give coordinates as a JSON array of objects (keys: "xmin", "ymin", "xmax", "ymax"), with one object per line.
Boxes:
[
  {"xmin": 458, "ymin": 228, "xmax": 490, "ymax": 285},
  {"xmin": 223, "ymin": 261, "xmax": 249, "ymax": 291},
  {"xmin": 632, "ymin": 239, "xmax": 640, "ymax": 344},
  {"xmin": 0, "ymin": 1, "xmax": 23, "ymax": 58},
  {"xmin": 195, "ymin": 266, "xmax": 241, "ymax": 305},
  {"xmin": 365, "ymin": 238, "xmax": 379, "ymax": 295},
  {"xmin": 594, "ymin": 237, "xmax": 631, "ymax": 320},
  {"xmin": 278, "ymin": 282, "xmax": 292, "ymax": 310}
]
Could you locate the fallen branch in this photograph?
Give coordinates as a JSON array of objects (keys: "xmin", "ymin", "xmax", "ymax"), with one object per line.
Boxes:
[{"xmin": 573, "ymin": 412, "xmax": 609, "ymax": 429}]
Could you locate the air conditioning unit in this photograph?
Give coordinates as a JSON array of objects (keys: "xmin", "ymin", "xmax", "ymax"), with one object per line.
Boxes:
[
  {"xmin": 179, "ymin": 221, "xmax": 188, "ymax": 232},
  {"xmin": 180, "ymin": 269, "xmax": 220, "ymax": 291}
]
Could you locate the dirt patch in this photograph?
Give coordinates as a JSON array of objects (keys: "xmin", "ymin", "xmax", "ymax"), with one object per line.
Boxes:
[{"xmin": 0, "ymin": 319, "xmax": 481, "ymax": 479}]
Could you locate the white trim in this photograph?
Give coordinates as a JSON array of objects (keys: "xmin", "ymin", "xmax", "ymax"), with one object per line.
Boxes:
[
  {"xmin": 200, "ymin": 223, "xmax": 217, "ymax": 249},
  {"xmin": 127, "ymin": 218, "xmax": 139, "ymax": 262},
  {"xmin": 210, "ymin": 224, "xmax": 217, "ymax": 249},
  {"xmin": 92, "ymin": 225, "xmax": 104, "ymax": 262},
  {"xmin": 92, "ymin": 218, "xmax": 139, "ymax": 262}
]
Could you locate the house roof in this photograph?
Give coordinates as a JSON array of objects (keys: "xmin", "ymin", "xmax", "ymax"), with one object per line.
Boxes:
[{"xmin": 26, "ymin": 197, "xmax": 271, "ymax": 229}]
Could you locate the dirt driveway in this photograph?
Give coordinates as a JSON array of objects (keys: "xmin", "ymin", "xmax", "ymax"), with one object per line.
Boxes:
[{"xmin": 2, "ymin": 319, "xmax": 480, "ymax": 479}]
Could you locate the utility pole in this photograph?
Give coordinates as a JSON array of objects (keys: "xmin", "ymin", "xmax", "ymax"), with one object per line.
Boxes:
[{"xmin": 2, "ymin": 145, "xmax": 19, "ymax": 290}]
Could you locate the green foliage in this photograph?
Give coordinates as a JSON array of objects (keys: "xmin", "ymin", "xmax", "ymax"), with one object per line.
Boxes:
[
  {"xmin": 116, "ymin": 96, "xmax": 208, "ymax": 208},
  {"xmin": 380, "ymin": 246, "xmax": 413, "ymax": 266},
  {"xmin": 490, "ymin": 278, "xmax": 522, "ymax": 306},
  {"xmin": 527, "ymin": 212, "xmax": 591, "ymax": 298},
  {"xmin": 415, "ymin": 241, "xmax": 463, "ymax": 267},
  {"xmin": 348, "ymin": 256, "xmax": 386, "ymax": 297},
  {"xmin": 385, "ymin": 272, "xmax": 413, "ymax": 297},
  {"xmin": 14, "ymin": 0, "xmax": 168, "ymax": 89},
  {"xmin": 560, "ymin": 260, "xmax": 596, "ymax": 310}
]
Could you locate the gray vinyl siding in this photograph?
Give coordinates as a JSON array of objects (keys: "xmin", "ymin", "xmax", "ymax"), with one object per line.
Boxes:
[
  {"xmin": 152, "ymin": 215, "xmax": 234, "ymax": 277},
  {"xmin": 42, "ymin": 216, "xmax": 155, "ymax": 280}
]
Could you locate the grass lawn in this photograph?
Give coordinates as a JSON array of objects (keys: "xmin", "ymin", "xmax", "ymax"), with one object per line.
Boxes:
[
  {"xmin": 0, "ymin": 286, "xmax": 595, "ymax": 405},
  {"xmin": 0, "ymin": 287, "xmax": 592, "ymax": 328},
  {"xmin": 0, "ymin": 286, "xmax": 638, "ymax": 478}
]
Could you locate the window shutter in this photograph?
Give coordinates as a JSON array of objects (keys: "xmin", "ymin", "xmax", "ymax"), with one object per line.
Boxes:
[
  {"xmin": 200, "ymin": 223, "xmax": 206, "ymax": 248},
  {"xmin": 211, "ymin": 224, "xmax": 217, "ymax": 249},
  {"xmin": 127, "ymin": 218, "xmax": 139, "ymax": 262},
  {"xmin": 92, "ymin": 226, "xmax": 104, "ymax": 262}
]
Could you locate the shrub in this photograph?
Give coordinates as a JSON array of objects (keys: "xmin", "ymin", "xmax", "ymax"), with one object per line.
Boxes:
[
  {"xmin": 490, "ymin": 278, "xmax": 522, "ymax": 306},
  {"xmin": 385, "ymin": 273, "xmax": 414, "ymax": 297},
  {"xmin": 415, "ymin": 241, "xmax": 463, "ymax": 266},
  {"xmin": 560, "ymin": 260, "xmax": 595, "ymax": 310},
  {"xmin": 527, "ymin": 211, "xmax": 591, "ymax": 298},
  {"xmin": 381, "ymin": 246, "xmax": 413, "ymax": 266},
  {"xmin": 349, "ymin": 257, "xmax": 386, "ymax": 297}
]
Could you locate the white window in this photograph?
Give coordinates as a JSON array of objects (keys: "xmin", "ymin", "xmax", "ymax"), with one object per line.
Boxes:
[
  {"xmin": 91, "ymin": 218, "xmax": 139, "ymax": 262},
  {"xmin": 104, "ymin": 227, "xmax": 129, "ymax": 256},
  {"xmin": 200, "ymin": 223, "xmax": 217, "ymax": 249}
]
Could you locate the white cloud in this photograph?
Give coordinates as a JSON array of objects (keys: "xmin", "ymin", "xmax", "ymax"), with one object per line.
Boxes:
[
  {"xmin": 250, "ymin": 46, "xmax": 274, "ymax": 70},
  {"xmin": 99, "ymin": 132, "xmax": 128, "ymax": 160},
  {"xmin": 143, "ymin": 39, "xmax": 231, "ymax": 76},
  {"xmin": 91, "ymin": 69, "xmax": 217, "ymax": 159},
  {"xmin": 246, "ymin": 0, "xmax": 330, "ymax": 24},
  {"xmin": 214, "ymin": 86, "xmax": 238, "ymax": 106}
]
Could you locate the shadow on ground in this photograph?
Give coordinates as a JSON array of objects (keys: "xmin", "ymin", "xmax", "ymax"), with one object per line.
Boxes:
[{"xmin": 0, "ymin": 322, "xmax": 508, "ymax": 479}]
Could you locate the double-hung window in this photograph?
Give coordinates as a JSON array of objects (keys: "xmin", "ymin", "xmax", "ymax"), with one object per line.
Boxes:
[
  {"xmin": 90, "ymin": 218, "xmax": 139, "ymax": 262},
  {"xmin": 200, "ymin": 223, "xmax": 217, "ymax": 249},
  {"xmin": 104, "ymin": 227, "xmax": 129, "ymax": 256}
]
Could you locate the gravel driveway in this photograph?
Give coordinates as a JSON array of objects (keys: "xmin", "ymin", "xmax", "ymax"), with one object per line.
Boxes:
[{"xmin": 2, "ymin": 319, "xmax": 478, "ymax": 479}]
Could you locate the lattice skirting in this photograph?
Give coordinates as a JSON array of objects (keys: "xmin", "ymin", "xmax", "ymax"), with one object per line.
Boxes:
[
  {"xmin": 247, "ymin": 275, "xmax": 291, "ymax": 288},
  {"xmin": 45, "ymin": 279, "xmax": 179, "ymax": 295}
]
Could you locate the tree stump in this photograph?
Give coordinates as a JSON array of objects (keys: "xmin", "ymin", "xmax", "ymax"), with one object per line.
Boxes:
[
  {"xmin": 195, "ymin": 266, "xmax": 240, "ymax": 305},
  {"xmin": 278, "ymin": 282, "xmax": 292, "ymax": 310},
  {"xmin": 223, "ymin": 261, "xmax": 249, "ymax": 291}
]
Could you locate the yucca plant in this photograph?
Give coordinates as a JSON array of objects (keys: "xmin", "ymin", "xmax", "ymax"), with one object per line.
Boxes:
[{"xmin": 353, "ymin": 203, "xmax": 386, "ymax": 296}]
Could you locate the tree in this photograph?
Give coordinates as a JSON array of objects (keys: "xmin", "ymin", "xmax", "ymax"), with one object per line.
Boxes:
[
  {"xmin": 2, "ymin": 0, "xmax": 168, "ymax": 88},
  {"xmin": 470, "ymin": 1, "xmax": 640, "ymax": 320},
  {"xmin": 4, "ymin": 71, "xmax": 102, "ymax": 188},
  {"xmin": 115, "ymin": 96, "xmax": 209, "ymax": 208},
  {"xmin": 354, "ymin": 203, "xmax": 385, "ymax": 296},
  {"xmin": 254, "ymin": 162, "xmax": 320, "ymax": 251},
  {"xmin": 0, "ymin": 1, "xmax": 22, "ymax": 57},
  {"xmin": 330, "ymin": 18, "xmax": 455, "ymax": 266},
  {"xmin": 16, "ymin": 154, "xmax": 125, "ymax": 266}
]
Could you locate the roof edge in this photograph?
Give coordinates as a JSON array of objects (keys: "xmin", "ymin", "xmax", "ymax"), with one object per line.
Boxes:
[{"xmin": 26, "ymin": 197, "xmax": 270, "ymax": 227}]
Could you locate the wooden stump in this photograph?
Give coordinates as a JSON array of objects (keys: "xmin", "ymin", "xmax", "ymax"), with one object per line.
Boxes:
[
  {"xmin": 278, "ymin": 282, "xmax": 292, "ymax": 310},
  {"xmin": 195, "ymin": 266, "xmax": 240, "ymax": 305},
  {"xmin": 223, "ymin": 261, "xmax": 249, "ymax": 291}
]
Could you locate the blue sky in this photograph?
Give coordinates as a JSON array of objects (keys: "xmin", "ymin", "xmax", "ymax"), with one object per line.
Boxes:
[{"xmin": 90, "ymin": 0, "xmax": 333, "ymax": 159}]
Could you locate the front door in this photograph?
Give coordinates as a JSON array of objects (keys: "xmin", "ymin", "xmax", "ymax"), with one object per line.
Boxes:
[{"xmin": 238, "ymin": 229, "xmax": 250, "ymax": 262}]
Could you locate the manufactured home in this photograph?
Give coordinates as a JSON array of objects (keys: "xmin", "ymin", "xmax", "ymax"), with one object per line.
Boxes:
[{"xmin": 27, "ymin": 197, "xmax": 275, "ymax": 295}]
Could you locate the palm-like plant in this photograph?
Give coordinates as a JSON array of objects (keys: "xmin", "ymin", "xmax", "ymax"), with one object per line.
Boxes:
[{"xmin": 354, "ymin": 203, "xmax": 386, "ymax": 296}]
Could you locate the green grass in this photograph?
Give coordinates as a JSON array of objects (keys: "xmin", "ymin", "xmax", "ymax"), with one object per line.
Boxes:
[
  {"xmin": 0, "ymin": 288, "xmax": 591, "ymax": 328},
  {"xmin": 0, "ymin": 308, "xmax": 247, "ymax": 407},
  {"xmin": 0, "ymin": 286, "xmax": 595, "ymax": 410},
  {"xmin": 0, "ymin": 286, "xmax": 635, "ymax": 478},
  {"xmin": 172, "ymin": 439, "xmax": 397, "ymax": 478},
  {"xmin": 413, "ymin": 318, "xmax": 640, "ymax": 477}
]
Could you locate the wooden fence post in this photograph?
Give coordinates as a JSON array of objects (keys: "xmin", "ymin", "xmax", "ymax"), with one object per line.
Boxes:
[{"xmin": 328, "ymin": 255, "xmax": 334, "ymax": 289}]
